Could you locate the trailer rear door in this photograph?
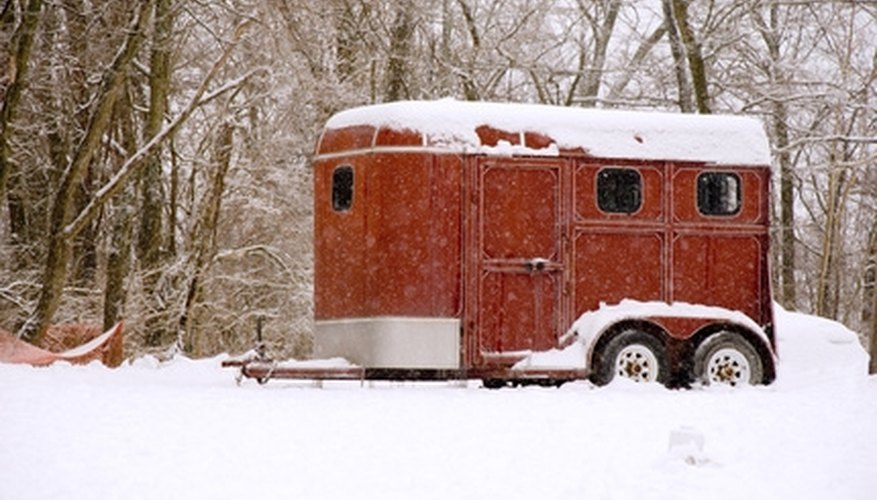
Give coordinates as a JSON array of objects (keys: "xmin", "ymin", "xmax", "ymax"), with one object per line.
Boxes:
[{"xmin": 474, "ymin": 158, "xmax": 567, "ymax": 366}]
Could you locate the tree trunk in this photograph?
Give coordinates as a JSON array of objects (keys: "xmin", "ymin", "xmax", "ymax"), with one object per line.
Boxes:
[
  {"xmin": 6, "ymin": 4, "xmax": 60, "ymax": 271},
  {"xmin": 864, "ymin": 212, "xmax": 877, "ymax": 374},
  {"xmin": 870, "ymin": 290, "xmax": 877, "ymax": 375},
  {"xmin": 754, "ymin": 3, "xmax": 797, "ymax": 308},
  {"xmin": 814, "ymin": 160, "xmax": 849, "ymax": 320},
  {"xmin": 857, "ymin": 15, "xmax": 876, "ymax": 373},
  {"xmin": 0, "ymin": 0, "xmax": 42, "ymax": 207},
  {"xmin": 20, "ymin": 0, "xmax": 153, "ymax": 343},
  {"xmin": 456, "ymin": 0, "xmax": 480, "ymax": 101},
  {"xmin": 662, "ymin": 0, "xmax": 693, "ymax": 112},
  {"xmin": 670, "ymin": 0, "xmax": 710, "ymax": 113},
  {"xmin": 65, "ymin": 0, "xmax": 98, "ymax": 285},
  {"xmin": 138, "ymin": 0, "xmax": 172, "ymax": 271},
  {"xmin": 606, "ymin": 23, "xmax": 667, "ymax": 103},
  {"xmin": 577, "ymin": 0, "xmax": 621, "ymax": 107},
  {"xmin": 167, "ymin": 140, "xmax": 179, "ymax": 256},
  {"xmin": 103, "ymin": 89, "xmax": 139, "ymax": 332},
  {"xmin": 334, "ymin": 0, "xmax": 368, "ymax": 83},
  {"xmin": 140, "ymin": 0, "xmax": 174, "ymax": 347},
  {"xmin": 384, "ymin": 1, "xmax": 413, "ymax": 102}
]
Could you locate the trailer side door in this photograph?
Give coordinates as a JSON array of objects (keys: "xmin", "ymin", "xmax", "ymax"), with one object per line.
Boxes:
[{"xmin": 472, "ymin": 158, "xmax": 568, "ymax": 366}]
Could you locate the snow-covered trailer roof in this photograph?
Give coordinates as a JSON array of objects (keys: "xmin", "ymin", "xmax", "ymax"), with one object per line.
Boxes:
[{"xmin": 320, "ymin": 99, "xmax": 772, "ymax": 166}]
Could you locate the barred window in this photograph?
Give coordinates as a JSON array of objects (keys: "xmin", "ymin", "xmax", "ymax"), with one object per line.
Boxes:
[
  {"xmin": 697, "ymin": 172, "xmax": 740, "ymax": 216},
  {"xmin": 597, "ymin": 168, "xmax": 642, "ymax": 214}
]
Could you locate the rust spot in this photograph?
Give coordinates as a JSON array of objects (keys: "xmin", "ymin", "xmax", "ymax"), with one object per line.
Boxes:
[
  {"xmin": 524, "ymin": 131, "xmax": 554, "ymax": 149},
  {"xmin": 476, "ymin": 125, "xmax": 520, "ymax": 147}
]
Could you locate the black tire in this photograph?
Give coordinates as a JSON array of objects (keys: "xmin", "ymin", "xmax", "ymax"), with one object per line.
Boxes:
[
  {"xmin": 482, "ymin": 379, "xmax": 506, "ymax": 389},
  {"xmin": 694, "ymin": 331, "xmax": 764, "ymax": 387},
  {"xmin": 590, "ymin": 329, "xmax": 669, "ymax": 386}
]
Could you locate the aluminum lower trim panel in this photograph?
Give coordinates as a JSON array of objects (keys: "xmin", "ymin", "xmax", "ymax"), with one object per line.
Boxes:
[{"xmin": 314, "ymin": 317, "xmax": 461, "ymax": 369}]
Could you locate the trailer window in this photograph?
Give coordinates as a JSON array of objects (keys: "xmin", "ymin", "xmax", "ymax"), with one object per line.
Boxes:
[
  {"xmin": 698, "ymin": 172, "xmax": 740, "ymax": 216},
  {"xmin": 332, "ymin": 165, "xmax": 354, "ymax": 211},
  {"xmin": 597, "ymin": 168, "xmax": 641, "ymax": 214}
]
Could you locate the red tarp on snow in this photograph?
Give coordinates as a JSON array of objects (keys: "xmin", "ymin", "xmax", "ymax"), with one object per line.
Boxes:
[{"xmin": 0, "ymin": 322, "xmax": 124, "ymax": 367}]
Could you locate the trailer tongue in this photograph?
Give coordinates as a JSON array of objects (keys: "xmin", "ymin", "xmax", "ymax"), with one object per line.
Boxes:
[{"xmin": 222, "ymin": 355, "xmax": 587, "ymax": 387}]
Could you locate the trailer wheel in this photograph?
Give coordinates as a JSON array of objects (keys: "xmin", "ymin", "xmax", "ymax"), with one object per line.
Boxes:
[
  {"xmin": 482, "ymin": 379, "xmax": 506, "ymax": 389},
  {"xmin": 590, "ymin": 329, "xmax": 668, "ymax": 386},
  {"xmin": 694, "ymin": 332, "xmax": 764, "ymax": 387}
]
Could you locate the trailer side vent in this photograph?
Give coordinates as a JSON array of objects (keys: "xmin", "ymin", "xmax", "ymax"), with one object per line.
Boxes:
[
  {"xmin": 332, "ymin": 165, "xmax": 354, "ymax": 212},
  {"xmin": 597, "ymin": 168, "xmax": 642, "ymax": 214},
  {"xmin": 697, "ymin": 172, "xmax": 740, "ymax": 216}
]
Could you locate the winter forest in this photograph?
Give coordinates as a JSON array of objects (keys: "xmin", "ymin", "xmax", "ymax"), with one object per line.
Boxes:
[{"xmin": 0, "ymin": 0, "xmax": 875, "ymax": 364}]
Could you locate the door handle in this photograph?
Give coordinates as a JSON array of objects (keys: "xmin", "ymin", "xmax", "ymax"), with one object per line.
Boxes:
[{"xmin": 523, "ymin": 258, "xmax": 549, "ymax": 272}]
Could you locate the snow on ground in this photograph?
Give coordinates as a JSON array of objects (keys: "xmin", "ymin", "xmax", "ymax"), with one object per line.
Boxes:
[{"xmin": 1, "ymin": 307, "xmax": 875, "ymax": 500}]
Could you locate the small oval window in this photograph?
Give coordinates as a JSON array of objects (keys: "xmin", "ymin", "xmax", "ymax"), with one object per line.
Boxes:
[
  {"xmin": 332, "ymin": 165, "xmax": 354, "ymax": 212},
  {"xmin": 697, "ymin": 172, "xmax": 740, "ymax": 216},
  {"xmin": 597, "ymin": 168, "xmax": 642, "ymax": 214}
]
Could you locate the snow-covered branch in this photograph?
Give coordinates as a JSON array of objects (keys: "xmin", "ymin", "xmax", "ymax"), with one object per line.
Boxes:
[
  {"xmin": 62, "ymin": 27, "xmax": 258, "ymax": 241},
  {"xmin": 776, "ymin": 134, "xmax": 877, "ymax": 154}
]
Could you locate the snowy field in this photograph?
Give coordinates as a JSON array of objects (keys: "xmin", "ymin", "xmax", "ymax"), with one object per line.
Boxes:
[{"xmin": 1, "ymin": 307, "xmax": 875, "ymax": 500}]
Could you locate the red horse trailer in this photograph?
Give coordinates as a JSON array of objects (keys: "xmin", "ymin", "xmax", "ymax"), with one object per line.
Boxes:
[{"xmin": 231, "ymin": 100, "xmax": 776, "ymax": 388}]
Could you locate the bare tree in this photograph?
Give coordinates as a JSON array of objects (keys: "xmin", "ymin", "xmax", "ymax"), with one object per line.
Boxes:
[
  {"xmin": 140, "ymin": 0, "xmax": 175, "ymax": 347},
  {"xmin": 865, "ymin": 218, "xmax": 877, "ymax": 374},
  {"xmin": 384, "ymin": 1, "xmax": 415, "ymax": 101},
  {"xmin": 749, "ymin": 1, "xmax": 798, "ymax": 308},
  {"xmin": 662, "ymin": 0, "xmax": 694, "ymax": 112},
  {"xmin": 21, "ymin": 0, "xmax": 154, "ymax": 343},
  {"xmin": 0, "ymin": 0, "xmax": 42, "ymax": 205}
]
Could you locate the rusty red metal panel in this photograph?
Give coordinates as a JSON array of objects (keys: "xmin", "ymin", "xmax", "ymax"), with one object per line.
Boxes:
[
  {"xmin": 314, "ymin": 151, "xmax": 463, "ymax": 321},
  {"xmin": 475, "ymin": 125, "xmax": 520, "ymax": 147},
  {"xmin": 481, "ymin": 166, "xmax": 559, "ymax": 260},
  {"xmin": 667, "ymin": 163, "xmax": 771, "ymax": 327},
  {"xmin": 671, "ymin": 234, "xmax": 764, "ymax": 322},
  {"xmin": 374, "ymin": 127, "xmax": 423, "ymax": 147},
  {"xmin": 671, "ymin": 167, "xmax": 765, "ymax": 225},
  {"xmin": 649, "ymin": 317, "xmax": 715, "ymax": 341},
  {"xmin": 571, "ymin": 161, "xmax": 668, "ymax": 320},
  {"xmin": 574, "ymin": 163, "xmax": 665, "ymax": 222},
  {"xmin": 313, "ymin": 158, "xmax": 368, "ymax": 319},
  {"xmin": 317, "ymin": 125, "xmax": 376, "ymax": 155},
  {"xmin": 364, "ymin": 153, "xmax": 460, "ymax": 316},
  {"xmin": 524, "ymin": 131, "xmax": 553, "ymax": 149},
  {"xmin": 574, "ymin": 231, "xmax": 664, "ymax": 314},
  {"xmin": 478, "ymin": 272, "xmax": 559, "ymax": 357}
]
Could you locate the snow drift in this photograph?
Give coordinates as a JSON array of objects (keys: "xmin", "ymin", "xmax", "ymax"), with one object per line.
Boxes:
[{"xmin": 0, "ymin": 307, "xmax": 873, "ymax": 500}]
